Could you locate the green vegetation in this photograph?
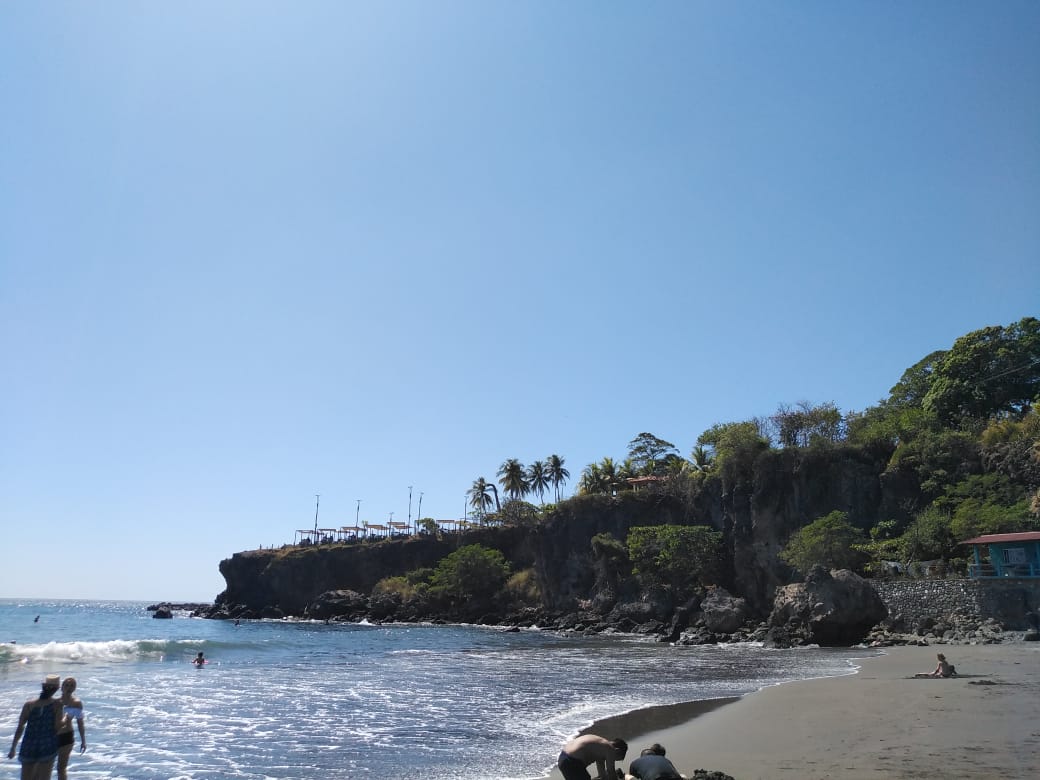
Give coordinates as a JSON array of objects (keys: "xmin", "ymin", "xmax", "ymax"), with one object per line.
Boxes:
[
  {"xmin": 458, "ymin": 316, "xmax": 1039, "ymax": 581},
  {"xmin": 780, "ymin": 511, "xmax": 867, "ymax": 575},
  {"xmin": 427, "ymin": 544, "xmax": 510, "ymax": 606},
  {"xmin": 627, "ymin": 524, "xmax": 724, "ymax": 596}
]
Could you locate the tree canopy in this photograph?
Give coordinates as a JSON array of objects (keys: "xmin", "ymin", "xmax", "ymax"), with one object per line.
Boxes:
[
  {"xmin": 923, "ymin": 317, "xmax": 1040, "ymax": 425},
  {"xmin": 627, "ymin": 524, "xmax": 723, "ymax": 596},
  {"xmin": 780, "ymin": 511, "xmax": 867, "ymax": 575}
]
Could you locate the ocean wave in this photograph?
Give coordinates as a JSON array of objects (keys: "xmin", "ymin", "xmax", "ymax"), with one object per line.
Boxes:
[{"xmin": 0, "ymin": 639, "xmax": 209, "ymax": 665}]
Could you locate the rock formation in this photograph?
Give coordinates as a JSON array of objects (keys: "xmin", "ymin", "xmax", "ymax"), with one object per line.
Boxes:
[{"xmin": 767, "ymin": 566, "xmax": 887, "ymax": 646}]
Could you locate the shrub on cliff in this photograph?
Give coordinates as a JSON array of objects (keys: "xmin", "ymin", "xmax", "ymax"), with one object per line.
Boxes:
[
  {"xmin": 427, "ymin": 544, "xmax": 510, "ymax": 607},
  {"xmin": 626, "ymin": 524, "xmax": 723, "ymax": 597},
  {"xmin": 780, "ymin": 511, "xmax": 867, "ymax": 576},
  {"xmin": 502, "ymin": 568, "xmax": 540, "ymax": 607}
]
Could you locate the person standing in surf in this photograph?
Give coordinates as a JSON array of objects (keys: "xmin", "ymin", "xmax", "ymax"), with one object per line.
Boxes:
[
  {"xmin": 7, "ymin": 674, "xmax": 64, "ymax": 780},
  {"xmin": 193, "ymin": 652, "xmax": 206, "ymax": 667},
  {"xmin": 56, "ymin": 677, "xmax": 85, "ymax": 780}
]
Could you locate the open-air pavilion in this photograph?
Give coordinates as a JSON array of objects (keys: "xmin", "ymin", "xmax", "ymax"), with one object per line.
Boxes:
[{"xmin": 338, "ymin": 525, "xmax": 366, "ymax": 541}]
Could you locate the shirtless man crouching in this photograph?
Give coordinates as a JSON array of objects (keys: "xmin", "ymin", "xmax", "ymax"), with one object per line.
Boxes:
[{"xmin": 557, "ymin": 734, "xmax": 628, "ymax": 780}]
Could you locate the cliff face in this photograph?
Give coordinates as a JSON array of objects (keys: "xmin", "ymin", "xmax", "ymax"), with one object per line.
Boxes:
[
  {"xmin": 729, "ymin": 446, "xmax": 888, "ymax": 612},
  {"xmin": 214, "ymin": 448, "xmax": 894, "ymax": 618},
  {"xmin": 218, "ymin": 526, "xmax": 535, "ymax": 614}
]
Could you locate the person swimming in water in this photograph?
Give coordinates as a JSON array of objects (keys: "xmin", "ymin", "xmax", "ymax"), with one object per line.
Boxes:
[{"xmin": 192, "ymin": 652, "xmax": 206, "ymax": 667}]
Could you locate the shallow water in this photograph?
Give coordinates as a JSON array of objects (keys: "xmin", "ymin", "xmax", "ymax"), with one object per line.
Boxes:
[{"xmin": 1, "ymin": 599, "xmax": 865, "ymax": 779}]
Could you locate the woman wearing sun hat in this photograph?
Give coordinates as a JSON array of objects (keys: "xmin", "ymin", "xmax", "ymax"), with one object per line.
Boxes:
[{"xmin": 6, "ymin": 674, "xmax": 64, "ymax": 779}]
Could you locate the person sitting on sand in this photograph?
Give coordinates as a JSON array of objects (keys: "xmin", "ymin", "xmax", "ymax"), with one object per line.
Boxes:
[
  {"xmin": 557, "ymin": 734, "xmax": 628, "ymax": 780},
  {"xmin": 626, "ymin": 743, "xmax": 684, "ymax": 780},
  {"xmin": 915, "ymin": 652, "xmax": 956, "ymax": 678}
]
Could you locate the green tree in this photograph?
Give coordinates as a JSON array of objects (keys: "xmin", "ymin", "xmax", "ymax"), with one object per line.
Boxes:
[
  {"xmin": 690, "ymin": 445, "xmax": 714, "ymax": 472},
  {"xmin": 418, "ymin": 518, "xmax": 439, "ymax": 536},
  {"xmin": 626, "ymin": 524, "xmax": 724, "ymax": 596},
  {"xmin": 885, "ymin": 430, "xmax": 981, "ymax": 501},
  {"xmin": 696, "ymin": 420, "xmax": 770, "ymax": 471},
  {"xmin": 923, "ymin": 317, "xmax": 1040, "ymax": 425},
  {"xmin": 427, "ymin": 544, "xmax": 510, "ymax": 605},
  {"xmin": 899, "ymin": 506, "xmax": 958, "ymax": 563},
  {"xmin": 598, "ymin": 457, "xmax": 620, "ymax": 491},
  {"xmin": 780, "ymin": 511, "xmax": 867, "ymax": 575},
  {"xmin": 770, "ymin": 401, "xmax": 845, "ymax": 448},
  {"xmin": 627, "ymin": 432, "xmax": 679, "ymax": 475},
  {"xmin": 527, "ymin": 460, "xmax": 550, "ymax": 504},
  {"xmin": 889, "ymin": 350, "xmax": 948, "ymax": 409},
  {"xmin": 547, "ymin": 454, "xmax": 570, "ymax": 502},
  {"xmin": 578, "ymin": 462, "xmax": 602, "ymax": 495},
  {"xmin": 497, "ymin": 458, "xmax": 529, "ymax": 501},
  {"xmin": 500, "ymin": 499, "xmax": 540, "ymax": 528}
]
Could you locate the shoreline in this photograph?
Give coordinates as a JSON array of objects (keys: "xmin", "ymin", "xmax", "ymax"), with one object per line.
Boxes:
[{"xmin": 557, "ymin": 643, "xmax": 1040, "ymax": 780}]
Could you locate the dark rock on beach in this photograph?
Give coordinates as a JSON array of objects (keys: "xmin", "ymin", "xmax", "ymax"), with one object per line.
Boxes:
[
  {"xmin": 152, "ymin": 607, "xmax": 173, "ymax": 619},
  {"xmin": 768, "ymin": 566, "xmax": 887, "ymax": 646},
  {"xmin": 700, "ymin": 586, "xmax": 749, "ymax": 634}
]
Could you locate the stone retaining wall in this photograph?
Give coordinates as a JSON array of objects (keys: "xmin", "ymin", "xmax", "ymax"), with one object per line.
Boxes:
[{"xmin": 874, "ymin": 578, "xmax": 1040, "ymax": 629}]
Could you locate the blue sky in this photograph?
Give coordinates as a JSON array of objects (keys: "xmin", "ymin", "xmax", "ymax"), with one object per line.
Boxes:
[{"xmin": 2, "ymin": 2, "xmax": 1038, "ymax": 601}]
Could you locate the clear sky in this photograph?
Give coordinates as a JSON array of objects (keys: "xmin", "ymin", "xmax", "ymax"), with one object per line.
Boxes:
[{"xmin": 2, "ymin": 2, "xmax": 1037, "ymax": 602}]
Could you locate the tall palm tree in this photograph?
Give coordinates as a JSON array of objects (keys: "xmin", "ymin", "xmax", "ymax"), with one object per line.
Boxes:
[
  {"xmin": 468, "ymin": 477, "xmax": 495, "ymax": 519},
  {"xmin": 497, "ymin": 458, "xmax": 529, "ymax": 501},
  {"xmin": 527, "ymin": 460, "xmax": 550, "ymax": 504},
  {"xmin": 547, "ymin": 454, "xmax": 570, "ymax": 502}
]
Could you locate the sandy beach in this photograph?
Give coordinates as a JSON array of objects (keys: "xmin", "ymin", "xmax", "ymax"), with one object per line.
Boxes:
[{"xmin": 556, "ymin": 644, "xmax": 1040, "ymax": 780}]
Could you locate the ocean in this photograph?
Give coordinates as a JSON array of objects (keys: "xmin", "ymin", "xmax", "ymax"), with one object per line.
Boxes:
[{"xmin": 0, "ymin": 599, "xmax": 869, "ymax": 779}]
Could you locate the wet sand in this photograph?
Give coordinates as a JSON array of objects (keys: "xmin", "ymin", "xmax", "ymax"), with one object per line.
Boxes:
[
  {"xmin": 547, "ymin": 644, "xmax": 1040, "ymax": 780},
  {"xmin": 625, "ymin": 644, "xmax": 1040, "ymax": 779}
]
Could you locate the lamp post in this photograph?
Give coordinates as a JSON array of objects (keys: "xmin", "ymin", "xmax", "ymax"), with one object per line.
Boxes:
[
  {"xmin": 356, "ymin": 499, "xmax": 361, "ymax": 533},
  {"xmin": 408, "ymin": 486, "xmax": 413, "ymax": 533},
  {"xmin": 416, "ymin": 492, "xmax": 423, "ymax": 533},
  {"xmin": 313, "ymin": 494, "xmax": 320, "ymax": 535}
]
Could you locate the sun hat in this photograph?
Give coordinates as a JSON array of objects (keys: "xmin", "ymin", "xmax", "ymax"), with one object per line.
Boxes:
[{"xmin": 44, "ymin": 674, "xmax": 60, "ymax": 688}]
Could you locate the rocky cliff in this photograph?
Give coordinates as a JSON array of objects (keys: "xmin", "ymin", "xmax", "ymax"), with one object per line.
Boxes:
[{"xmin": 211, "ymin": 446, "xmax": 895, "ymax": 622}]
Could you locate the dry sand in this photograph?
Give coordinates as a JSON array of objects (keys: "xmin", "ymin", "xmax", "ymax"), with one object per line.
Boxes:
[
  {"xmin": 630, "ymin": 644, "xmax": 1040, "ymax": 780},
  {"xmin": 547, "ymin": 643, "xmax": 1040, "ymax": 780}
]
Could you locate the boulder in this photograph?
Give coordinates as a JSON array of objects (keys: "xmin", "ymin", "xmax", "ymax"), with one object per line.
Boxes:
[
  {"xmin": 152, "ymin": 606, "xmax": 173, "ymax": 619},
  {"xmin": 769, "ymin": 566, "xmax": 887, "ymax": 646},
  {"xmin": 700, "ymin": 586, "xmax": 749, "ymax": 634},
  {"xmin": 306, "ymin": 589, "xmax": 368, "ymax": 620}
]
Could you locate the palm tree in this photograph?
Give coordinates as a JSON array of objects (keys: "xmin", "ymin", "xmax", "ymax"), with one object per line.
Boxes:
[
  {"xmin": 578, "ymin": 462, "xmax": 603, "ymax": 495},
  {"xmin": 527, "ymin": 460, "xmax": 550, "ymax": 504},
  {"xmin": 690, "ymin": 445, "xmax": 714, "ymax": 472},
  {"xmin": 468, "ymin": 477, "xmax": 495, "ymax": 520},
  {"xmin": 547, "ymin": 454, "xmax": 570, "ymax": 502},
  {"xmin": 497, "ymin": 458, "xmax": 529, "ymax": 501}
]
